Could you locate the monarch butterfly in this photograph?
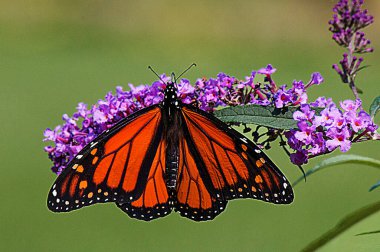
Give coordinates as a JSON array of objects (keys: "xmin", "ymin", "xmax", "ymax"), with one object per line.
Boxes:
[{"xmin": 47, "ymin": 66, "xmax": 294, "ymax": 221}]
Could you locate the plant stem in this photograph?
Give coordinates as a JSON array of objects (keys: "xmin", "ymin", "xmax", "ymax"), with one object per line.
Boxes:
[
  {"xmin": 349, "ymin": 79, "xmax": 360, "ymax": 100},
  {"xmin": 346, "ymin": 39, "xmax": 360, "ymax": 100},
  {"xmin": 301, "ymin": 201, "xmax": 380, "ymax": 252}
]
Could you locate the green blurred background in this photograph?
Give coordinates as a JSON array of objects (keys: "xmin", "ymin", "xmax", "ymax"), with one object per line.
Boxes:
[{"xmin": 1, "ymin": 0, "xmax": 380, "ymax": 251}]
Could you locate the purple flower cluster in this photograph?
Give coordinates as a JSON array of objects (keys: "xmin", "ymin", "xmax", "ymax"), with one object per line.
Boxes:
[
  {"xmin": 44, "ymin": 66, "xmax": 324, "ymax": 174},
  {"xmin": 280, "ymin": 0, "xmax": 380, "ymax": 166},
  {"xmin": 329, "ymin": 0, "xmax": 374, "ymax": 89},
  {"xmin": 285, "ymin": 98, "xmax": 378, "ymax": 165},
  {"xmin": 329, "ymin": 0, "xmax": 374, "ymax": 53},
  {"xmin": 43, "ymin": 63, "xmax": 376, "ymax": 172},
  {"xmin": 195, "ymin": 65, "xmax": 324, "ymax": 112}
]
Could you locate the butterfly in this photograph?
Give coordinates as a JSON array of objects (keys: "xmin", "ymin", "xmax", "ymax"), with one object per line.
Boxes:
[{"xmin": 47, "ymin": 66, "xmax": 294, "ymax": 221}]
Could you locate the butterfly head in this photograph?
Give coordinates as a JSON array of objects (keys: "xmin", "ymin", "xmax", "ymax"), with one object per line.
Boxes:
[{"xmin": 148, "ymin": 64, "xmax": 196, "ymax": 109}]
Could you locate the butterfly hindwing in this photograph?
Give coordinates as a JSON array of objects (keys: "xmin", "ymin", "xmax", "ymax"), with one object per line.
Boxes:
[
  {"xmin": 47, "ymin": 105, "xmax": 163, "ymax": 212},
  {"xmin": 116, "ymin": 138, "xmax": 172, "ymax": 221},
  {"xmin": 174, "ymin": 137, "xmax": 227, "ymax": 221},
  {"xmin": 180, "ymin": 105, "xmax": 294, "ymax": 204}
]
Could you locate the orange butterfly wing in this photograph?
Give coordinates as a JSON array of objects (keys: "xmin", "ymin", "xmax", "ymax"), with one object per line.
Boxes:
[
  {"xmin": 116, "ymin": 139, "xmax": 172, "ymax": 220},
  {"xmin": 173, "ymin": 106, "xmax": 293, "ymax": 220},
  {"xmin": 175, "ymin": 137, "xmax": 227, "ymax": 221},
  {"xmin": 48, "ymin": 99, "xmax": 293, "ymax": 221},
  {"xmin": 47, "ymin": 106, "xmax": 166, "ymax": 212}
]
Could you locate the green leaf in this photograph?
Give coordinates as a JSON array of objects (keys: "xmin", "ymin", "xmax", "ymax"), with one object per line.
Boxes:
[
  {"xmin": 356, "ymin": 229, "xmax": 380, "ymax": 236},
  {"xmin": 293, "ymin": 155, "xmax": 380, "ymax": 186},
  {"xmin": 213, "ymin": 105, "xmax": 299, "ymax": 130},
  {"xmin": 301, "ymin": 201, "xmax": 380, "ymax": 252},
  {"xmin": 352, "ymin": 65, "xmax": 370, "ymax": 76},
  {"xmin": 369, "ymin": 96, "xmax": 380, "ymax": 119},
  {"xmin": 369, "ymin": 180, "xmax": 380, "ymax": 192}
]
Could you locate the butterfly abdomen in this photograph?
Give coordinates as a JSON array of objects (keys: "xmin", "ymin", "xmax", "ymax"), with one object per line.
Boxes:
[{"xmin": 165, "ymin": 147, "xmax": 179, "ymax": 189}]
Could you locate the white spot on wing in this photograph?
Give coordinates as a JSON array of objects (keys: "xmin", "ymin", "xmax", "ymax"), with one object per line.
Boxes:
[
  {"xmin": 241, "ymin": 138, "xmax": 248, "ymax": 144},
  {"xmin": 52, "ymin": 190, "xmax": 57, "ymax": 197},
  {"xmin": 76, "ymin": 155, "xmax": 83, "ymax": 159}
]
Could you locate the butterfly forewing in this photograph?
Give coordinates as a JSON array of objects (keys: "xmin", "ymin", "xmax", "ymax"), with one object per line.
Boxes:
[
  {"xmin": 180, "ymin": 105, "xmax": 294, "ymax": 204},
  {"xmin": 47, "ymin": 105, "xmax": 163, "ymax": 212}
]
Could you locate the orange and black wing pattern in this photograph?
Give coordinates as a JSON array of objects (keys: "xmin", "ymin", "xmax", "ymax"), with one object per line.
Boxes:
[
  {"xmin": 116, "ymin": 138, "xmax": 172, "ymax": 220},
  {"xmin": 174, "ymin": 105, "xmax": 293, "ymax": 220},
  {"xmin": 47, "ymin": 105, "xmax": 165, "ymax": 212},
  {"xmin": 47, "ymin": 80, "xmax": 294, "ymax": 222},
  {"xmin": 174, "ymin": 137, "xmax": 227, "ymax": 221}
]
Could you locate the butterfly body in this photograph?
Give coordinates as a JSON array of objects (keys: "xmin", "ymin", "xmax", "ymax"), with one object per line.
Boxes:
[
  {"xmin": 48, "ymin": 80, "xmax": 294, "ymax": 221},
  {"xmin": 162, "ymin": 82, "xmax": 182, "ymax": 189}
]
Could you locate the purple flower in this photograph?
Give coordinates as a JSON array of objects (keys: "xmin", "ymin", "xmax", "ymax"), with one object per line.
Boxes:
[
  {"xmin": 250, "ymin": 97, "xmax": 271, "ymax": 106},
  {"xmin": 93, "ymin": 110, "xmax": 108, "ymax": 124},
  {"xmin": 273, "ymin": 86, "xmax": 292, "ymax": 108},
  {"xmin": 284, "ymin": 130, "xmax": 303, "ymax": 150},
  {"xmin": 309, "ymin": 132, "xmax": 326, "ymax": 155},
  {"xmin": 308, "ymin": 72, "xmax": 324, "ymax": 86},
  {"xmin": 310, "ymin": 97, "xmax": 333, "ymax": 108},
  {"xmin": 73, "ymin": 102, "xmax": 88, "ymax": 119},
  {"xmin": 326, "ymin": 127, "xmax": 352, "ymax": 152},
  {"xmin": 62, "ymin": 114, "xmax": 76, "ymax": 126},
  {"xmin": 43, "ymin": 126, "xmax": 60, "ymax": 142},
  {"xmin": 177, "ymin": 79, "xmax": 195, "ymax": 104},
  {"xmin": 347, "ymin": 110, "xmax": 371, "ymax": 132},
  {"xmin": 257, "ymin": 64, "xmax": 276, "ymax": 75},
  {"xmin": 293, "ymin": 104, "xmax": 315, "ymax": 121},
  {"xmin": 290, "ymin": 150, "xmax": 309, "ymax": 165},
  {"xmin": 44, "ymin": 146, "xmax": 54, "ymax": 153},
  {"xmin": 313, "ymin": 106, "xmax": 341, "ymax": 127},
  {"xmin": 332, "ymin": 115, "xmax": 346, "ymax": 129},
  {"xmin": 294, "ymin": 121, "xmax": 316, "ymax": 145},
  {"xmin": 340, "ymin": 99, "xmax": 361, "ymax": 112}
]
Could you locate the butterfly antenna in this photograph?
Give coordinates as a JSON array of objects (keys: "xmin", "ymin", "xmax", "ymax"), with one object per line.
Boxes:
[
  {"xmin": 175, "ymin": 63, "xmax": 197, "ymax": 82},
  {"xmin": 148, "ymin": 66, "xmax": 166, "ymax": 83},
  {"xmin": 171, "ymin": 72, "xmax": 178, "ymax": 89},
  {"xmin": 171, "ymin": 72, "xmax": 176, "ymax": 83}
]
